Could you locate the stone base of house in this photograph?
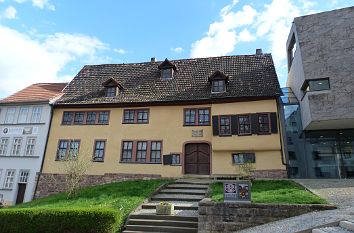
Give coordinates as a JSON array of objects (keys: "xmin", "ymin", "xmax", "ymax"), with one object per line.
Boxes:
[
  {"xmin": 253, "ymin": 169, "xmax": 287, "ymax": 178},
  {"xmin": 34, "ymin": 173, "xmax": 161, "ymax": 199}
]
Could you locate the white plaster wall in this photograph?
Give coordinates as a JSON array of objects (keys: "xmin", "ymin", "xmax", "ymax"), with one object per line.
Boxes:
[{"xmin": 0, "ymin": 104, "xmax": 51, "ymax": 205}]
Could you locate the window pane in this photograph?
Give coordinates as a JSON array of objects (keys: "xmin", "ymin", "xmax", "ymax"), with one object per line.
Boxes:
[
  {"xmin": 98, "ymin": 112, "xmax": 109, "ymax": 124},
  {"xmin": 136, "ymin": 141, "xmax": 147, "ymax": 162},
  {"xmin": 238, "ymin": 115, "xmax": 251, "ymax": 134},
  {"xmin": 232, "ymin": 153, "xmax": 255, "ymax": 164},
  {"xmin": 172, "ymin": 154, "xmax": 180, "ymax": 164},
  {"xmin": 106, "ymin": 87, "xmax": 117, "ymax": 97},
  {"xmin": 122, "ymin": 141, "xmax": 133, "ymax": 161},
  {"xmin": 5, "ymin": 107, "xmax": 16, "ymax": 124},
  {"xmin": 93, "ymin": 141, "xmax": 105, "ymax": 161},
  {"xmin": 18, "ymin": 107, "xmax": 29, "ymax": 123},
  {"xmin": 220, "ymin": 116, "xmax": 231, "ymax": 135},
  {"xmin": 25, "ymin": 137, "xmax": 36, "ymax": 156},
  {"xmin": 258, "ymin": 114, "xmax": 270, "ymax": 133},
  {"xmin": 86, "ymin": 112, "xmax": 97, "ymax": 124},
  {"xmin": 31, "ymin": 106, "xmax": 42, "ymax": 123},
  {"xmin": 62, "ymin": 112, "xmax": 73, "ymax": 125},
  {"xmin": 68, "ymin": 141, "xmax": 80, "ymax": 159},
  {"xmin": 4, "ymin": 170, "xmax": 15, "ymax": 189},
  {"xmin": 198, "ymin": 109, "xmax": 210, "ymax": 125},
  {"xmin": 123, "ymin": 110, "xmax": 135, "ymax": 123},
  {"xmin": 212, "ymin": 80, "xmax": 225, "ymax": 93},
  {"xmin": 74, "ymin": 112, "xmax": 84, "ymax": 125},
  {"xmin": 11, "ymin": 138, "xmax": 22, "ymax": 156},
  {"xmin": 150, "ymin": 141, "xmax": 161, "ymax": 163},
  {"xmin": 19, "ymin": 171, "xmax": 29, "ymax": 183},
  {"xmin": 184, "ymin": 109, "xmax": 196, "ymax": 125},
  {"xmin": 137, "ymin": 110, "xmax": 149, "ymax": 123},
  {"xmin": 57, "ymin": 140, "xmax": 68, "ymax": 160},
  {"xmin": 0, "ymin": 138, "xmax": 9, "ymax": 156},
  {"xmin": 308, "ymin": 79, "xmax": 330, "ymax": 91}
]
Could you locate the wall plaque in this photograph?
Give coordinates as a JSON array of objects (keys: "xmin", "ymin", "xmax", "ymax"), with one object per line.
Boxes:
[
  {"xmin": 224, "ymin": 181, "xmax": 251, "ymax": 203},
  {"xmin": 192, "ymin": 129, "xmax": 203, "ymax": 137}
]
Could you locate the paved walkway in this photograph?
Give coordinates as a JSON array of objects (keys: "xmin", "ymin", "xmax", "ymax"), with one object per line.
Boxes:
[{"xmin": 238, "ymin": 179, "xmax": 354, "ymax": 233}]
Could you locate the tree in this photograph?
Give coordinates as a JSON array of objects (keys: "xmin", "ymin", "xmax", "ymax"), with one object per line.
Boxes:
[
  {"xmin": 239, "ymin": 161, "xmax": 255, "ymax": 179},
  {"xmin": 62, "ymin": 150, "xmax": 91, "ymax": 199}
]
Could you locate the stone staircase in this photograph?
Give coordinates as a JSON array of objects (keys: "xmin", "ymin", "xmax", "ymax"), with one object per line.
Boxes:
[
  {"xmin": 122, "ymin": 179, "xmax": 211, "ymax": 233},
  {"xmin": 312, "ymin": 220, "xmax": 354, "ymax": 233}
]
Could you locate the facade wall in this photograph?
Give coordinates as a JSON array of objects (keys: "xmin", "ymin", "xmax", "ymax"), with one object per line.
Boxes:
[
  {"xmin": 287, "ymin": 7, "xmax": 354, "ymax": 130},
  {"xmin": 0, "ymin": 104, "xmax": 51, "ymax": 205},
  {"xmin": 42, "ymin": 99, "xmax": 285, "ymax": 179}
]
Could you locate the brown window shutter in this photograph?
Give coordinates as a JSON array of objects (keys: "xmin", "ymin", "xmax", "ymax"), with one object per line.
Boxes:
[
  {"xmin": 251, "ymin": 114, "xmax": 259, "ymax": 134},
  {"xmin": 270, "ymin": 112, "xmax": 278, "ymax": 133},
  {"xmin": 231, "ymin": 115, "xmax": 238, "ymax": 135},
  {"xmin": 212, "ymin": 116, "xmax": 219, "ymax": 136},
  {"xmin": 163, "ymin": 154, "xmax": 172, "ymax": 165}
]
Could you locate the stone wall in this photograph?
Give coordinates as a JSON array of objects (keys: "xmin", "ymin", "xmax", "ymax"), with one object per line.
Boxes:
[
  {"xmin": 253, "ymin": 169, "xmax": 287, "ymax": 178},
  {"xmin": 34, "ymin": 173, "xmax": 161, "ymax": 198},
  {"xmin": 198, "ymin": 198, "xmax": 336, "ymax": 233}
]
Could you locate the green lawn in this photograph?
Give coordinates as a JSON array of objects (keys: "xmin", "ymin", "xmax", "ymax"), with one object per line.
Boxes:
[
  {"xmin": 211, "ymin": 180, "xmax": 327, "ymax": 204},
  {"xmin": 15, "ymin": 179, "xmax": 169, "ymax": 217}
]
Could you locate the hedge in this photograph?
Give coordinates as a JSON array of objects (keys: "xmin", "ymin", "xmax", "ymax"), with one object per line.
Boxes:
[{"xmin": 0, "ymin": 208, "xmax": 122, "ymax": 233}]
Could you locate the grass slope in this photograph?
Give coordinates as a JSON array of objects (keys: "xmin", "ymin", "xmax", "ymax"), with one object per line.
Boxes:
[
  {"xmin": 211, "ymin": 180, "xmax": 327, "ymax": 204},
  {"xmin": 16, "ymin": 179, "xmax": 169, "ymax": 217}
]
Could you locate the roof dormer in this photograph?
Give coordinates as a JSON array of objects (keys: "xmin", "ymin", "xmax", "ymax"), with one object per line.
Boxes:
[
  {"xmin": 102, "ymin": 78, "xmax": 122, "ymax": 97},
  {"xmin": 208, "ymin": 71, "xmax": 229, "ymax": 93},
  {"xmin": 158, "ymin": 58, "xmax": 177, "ymax": 80}
]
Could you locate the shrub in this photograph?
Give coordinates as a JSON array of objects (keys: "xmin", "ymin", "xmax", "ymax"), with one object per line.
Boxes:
[{"xmin": 0, "ymin": 208, "xmax": 122, "ymax": 233}]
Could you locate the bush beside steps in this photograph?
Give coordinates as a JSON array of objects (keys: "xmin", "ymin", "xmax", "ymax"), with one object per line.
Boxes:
[{"xmin": 0, "ymin": 208, "xmax": 121, "ymax": 233}]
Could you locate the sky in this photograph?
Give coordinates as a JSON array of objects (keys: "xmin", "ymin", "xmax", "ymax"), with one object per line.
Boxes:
[{"xmin": 0, "ymin": 0, "xmax": 353, "ymax": 98}]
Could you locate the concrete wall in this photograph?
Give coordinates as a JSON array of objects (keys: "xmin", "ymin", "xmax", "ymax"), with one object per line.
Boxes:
[
  {"xmin": 42, "ymin": 99, "xmax": 285, "ymax": 178},
  {"xmin": 0, "ymin": 104, "xmax": 51, "ymax": 205},
  {"xmin": 287, "ymin": 7, "xmax": 354, "ymax": 130},
  {"xmin": 198, "ymin": 198, "xmax": 336, "ymax": 233}
]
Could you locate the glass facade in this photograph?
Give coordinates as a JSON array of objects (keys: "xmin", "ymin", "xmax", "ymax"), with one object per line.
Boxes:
[{"xmin": 281, "ymin": 87, "xmax": 354, "ymax": 179}]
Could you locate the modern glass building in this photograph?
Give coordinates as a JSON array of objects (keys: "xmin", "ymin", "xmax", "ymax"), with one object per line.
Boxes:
[{"xmin": 281, "ymin": 88, "xmax": 354, "ymax": 178}]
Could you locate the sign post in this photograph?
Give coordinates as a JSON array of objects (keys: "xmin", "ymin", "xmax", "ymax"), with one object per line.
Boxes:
[{"xmin": 224, "ymin": 181, "xmax": 251, "ymax": 203}]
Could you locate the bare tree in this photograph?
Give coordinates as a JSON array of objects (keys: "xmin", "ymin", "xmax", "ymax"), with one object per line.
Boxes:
[
  {"xmin": 62, "ymin": 149, "xmax": 91, "ymax": 199},
  {"xmin": 239, "ymin": 161, "xmax": 255, "ymax": 179}
]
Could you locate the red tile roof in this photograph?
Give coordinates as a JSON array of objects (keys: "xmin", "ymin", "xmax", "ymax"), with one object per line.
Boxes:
[{"xmin": 0, "ymin": 83, "xmax": 68, "ymax": 104}]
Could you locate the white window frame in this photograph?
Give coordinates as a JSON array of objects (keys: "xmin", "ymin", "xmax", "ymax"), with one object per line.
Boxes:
[
  {"xmin": 31, "ymin": 106, "xmax": 42, "ymax": 123},
  {"xmin": 25, "ymin": 137, "xmax": 36, "ymax": 156},
  {"xmin": 18, "ymin": 170, "xmax": 29, "ymax": 183},
  {"xmin": 4, "ymin": 107, "xmax": 16, "ymax": 124},
  {"xmin": 0, "ymin": 138, "xmax": 9, "ymax": 156},
  {"xmin": 3, "ymin": 169, "xmax": 16, "ymax": 189},
  {"xmin": 11, "ymin": 137, "xmax": 22, "ymax": 156},
  {"xmin": 17, "ymin": 107, "xmax": 29, "ymax": 124}
]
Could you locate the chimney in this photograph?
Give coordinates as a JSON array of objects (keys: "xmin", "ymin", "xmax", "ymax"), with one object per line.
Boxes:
[
  {"xmin": 256, "ymin": 49, "xmax": 263, "ymax": 55},
  {"xmin": 151, "ymin": 57, "xmax": 156, "ymax": 62}
]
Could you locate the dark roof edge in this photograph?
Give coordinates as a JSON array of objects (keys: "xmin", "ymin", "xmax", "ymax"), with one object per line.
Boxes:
[
  {"xmin": 54, "ymin": 96, "xmax": 280, "ymax": 109},
  {"xmin": 0, "ymin": 100, "xmax": 49, "ymax": 105}
]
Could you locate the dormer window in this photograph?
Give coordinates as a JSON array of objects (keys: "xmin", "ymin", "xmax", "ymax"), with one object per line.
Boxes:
[
  {"xmin": 209, "ymin": 70, "xmax": 229, "ymax": 93},
  {"xmin": 102, "ymin": 78, "xmax": 122, "ymax": 97},
  {"xmin": 158, "ymin": 58, "xmax": 177, "ymax": 80},
  {"xmin": 212, "ymin": 80, "xmax": 226, "ymax": 93},
  {"xmin": 106, "ymin": 87, "xmax": 117, "ymax": 97},
  {"xmin": 161, "ymin": 68, "xmax": 173, "ymax": 80}
]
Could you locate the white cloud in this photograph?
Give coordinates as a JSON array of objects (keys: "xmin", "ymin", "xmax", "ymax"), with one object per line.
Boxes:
[
  {"xmin": 2, "ymin": 6, "xmax": 17, "ymax": 19},
  {"xmin": 191, "ymin": 2, "xmax": 257, "ymax": 58},
  {"xmin": 11, "ymin": 0, "xmax": 54, "ymax": 10},
  {"xmin": 171, "ymin": 47, "xmax": 183, "ymax": 53},
  {"xmin": 32, "ymin": 0, "xmax": 54, "ymax": 10},
  {"xmin": 113, "ymin": 48, "xmax": 126, "ymax": 54},
  {"xmin": 237, "ymin": 29, "xmax": 255, "ymax": 42},
  {"xmin": 0, "ymin": 25, "xmax": 109, "ymax": 97}
]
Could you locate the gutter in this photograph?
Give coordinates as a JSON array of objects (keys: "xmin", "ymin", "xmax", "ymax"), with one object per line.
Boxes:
[{"xmin": 33, "ymin": 104, "xmax": 54, "ymax": 199}]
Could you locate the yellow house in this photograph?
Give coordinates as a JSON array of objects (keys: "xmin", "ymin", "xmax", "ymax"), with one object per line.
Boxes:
[{"xmin": 36, "ymin": 54, "xmax": 286, "ymax": 197}]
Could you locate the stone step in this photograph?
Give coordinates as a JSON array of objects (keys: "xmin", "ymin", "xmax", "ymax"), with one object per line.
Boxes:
[
  {"xmin": 125, "ymin": 225, "xmax": 198, "ymax": 233},
  {"xmin": 340, "ymin": 221, "xmax": 354, "ymax": 231},
  {"xmin": 159, "ymin": 189, "xmax": 206, "ymax": 195},
  {"xmin": 141, "ymin": 202, "xmax": 198, "ymax": 210},
  {"xmin": 129, "ymin": 214, "xmax": 198, "ymax": 222},
  {"xmin": 165, "ymin": 184, "xmax": 209, "ymax": 190},
  {"xmin": 132, "ymin": 209, "xmax": 199, "ymax": 218},
  {"xmin": 151, "ymin": 194, "xmax": 204, "ymax": 202},
  {"xmin": 127, "ymin": 219, "xmax": 198, "ymax": 228},
  {"xmin": 175, "ymin": 180, "xmax": 211, "ymax": 185},
  {"xmin": 312, "ymin": 227, "xmax": 354, "ymax": 233}
]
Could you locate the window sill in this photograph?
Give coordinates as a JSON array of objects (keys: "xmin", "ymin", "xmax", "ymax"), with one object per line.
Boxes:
[
  {"xmin": 257, "ymin": 132, "xmax": 271, "ymax": 135},
  {"xmin": 237, "ymin": 133, "xmax": 252, "ymax": 136},
  {"xmin": 218, "ymin": 134, "xmax": 232, "ymax": 137},
  {"xmin": 92, "ymin": 160, "xmax": 104, "ymax": 162},
  {"xmin": 183, "ymin": 124, "xmax": 210, "ymax": 127},
  {"xmin": 170, "ymin": 164, "xmax": 181, "ymax": 166},
  {"xmin": 120, "ymin": 161, "xmax": 162, "ymax": 164},
  {"xmin": 122, "ymin": 122, "xmax": 149, "ymax": 124},
  {"xmin": 61, "ymin": 123, "xmax": 109, "ymax": 126},
  {"xmin": 0, "ymin": 188, "xmax": 13, "ymax": 191},
  {"xmin": 0, "ymin": 123, "xmax": 45, "ymax": 126},
  {"xmin": 0, "ymin": 155, "xmax": 40, "ymax": 158}
]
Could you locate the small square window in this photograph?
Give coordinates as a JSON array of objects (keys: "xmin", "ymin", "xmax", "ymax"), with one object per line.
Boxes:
[
  {"xmin": 98, "ymin": 112, "xmax": 109, "ymax": 124},
  {"xmin": 86, "ymin": 112, "xmax": 97, "ymax": 124},
  {"xmin": 161, "ymin": 68, "xmax": 173, "ymax": 80},
  {"xmin": 62, "ymin": 112, "xmax": 73, "ymax": 125},
  {"xmin": 106, "ymin": 87, "xmax": 117, "ymax": 97},
  {"xmin": 212, "ymin": 80, "xmax": 226, "ymax": 93},
  {"xmin": 137, "ymin": 110, "xmax": 149, "ymax": 123},
  {"xmin": 74, "ymin": 112, "xmax": 84, "ymax": 125},
  {"xmin": 171, "ymin": 154, "xmax": 180, "ymax": 165}
]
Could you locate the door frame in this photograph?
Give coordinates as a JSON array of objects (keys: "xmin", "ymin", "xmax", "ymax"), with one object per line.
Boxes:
[{"xmin": 182, "ymin": 140, "xmax": 212, "ymax": 175}]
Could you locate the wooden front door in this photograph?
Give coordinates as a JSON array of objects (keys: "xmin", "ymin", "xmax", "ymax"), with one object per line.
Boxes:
[
  {"xmin": 16, "ymin": 183, "xmax": 26, "ymax": 204},
  {"xmin": 185, "ymin": 143, "xmax": 210, "ymax": 175}
]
